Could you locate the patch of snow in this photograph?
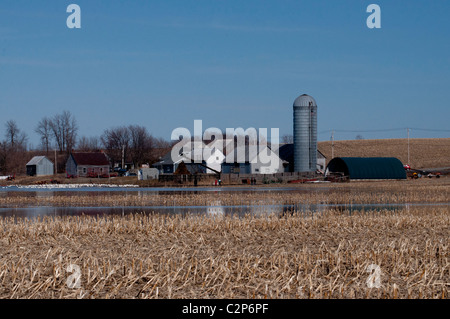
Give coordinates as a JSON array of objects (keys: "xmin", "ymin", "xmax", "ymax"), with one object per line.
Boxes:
[{"xmin": 5, "ymin": 183, "xmax": 139, "ymax": 189}]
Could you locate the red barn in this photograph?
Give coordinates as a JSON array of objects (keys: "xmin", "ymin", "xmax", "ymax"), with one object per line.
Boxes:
[{"xmin": 66, "ymin": 152, "xmax": 110, "ymax": 177}]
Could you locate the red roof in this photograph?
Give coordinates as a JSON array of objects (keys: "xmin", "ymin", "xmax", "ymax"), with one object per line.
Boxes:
[{"xmin": 71, "ymin": 152, "xmax": 109, "ymax": 166}]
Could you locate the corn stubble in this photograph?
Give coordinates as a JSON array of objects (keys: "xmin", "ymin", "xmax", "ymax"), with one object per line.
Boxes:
[{"xmin": 0, "ymin": 206, "xmax": 448, "ymax": 299}]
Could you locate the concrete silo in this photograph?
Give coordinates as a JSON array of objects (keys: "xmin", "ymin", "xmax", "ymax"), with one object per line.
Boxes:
[{"xmin": 293, "ymin": 94, "xmax": 317, "ymax": 172}]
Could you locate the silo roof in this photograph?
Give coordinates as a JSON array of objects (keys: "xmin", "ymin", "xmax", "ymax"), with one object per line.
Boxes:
[
  {"xmin": 293, "ymin": 94, "xmax": 317, "ymax": 107},
  {"xmin": 326, "ymin": 157, "xmax": 407, "ymax": 180}
]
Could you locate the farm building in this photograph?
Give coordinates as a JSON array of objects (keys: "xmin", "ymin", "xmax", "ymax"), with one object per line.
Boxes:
[
  {"xmin": 221, "ymin": 144, "xmax": 285, "ymax": 174},
  {"xmin": 325, "ymin": 157, "xmax": 407, "ymax": 180},
  {"xmin": 66, "ymin": 152, "xmax": 110, "ymax": 178},
  {"xmin": 278, "ymin": 144, "xmax": 326, "ymax": 173},
  {"xmin": 26, "ymin": 156, "xmax": 54, "ymax": 176},
  {"xmin": 153, "ymin": 141, "xmax": 224, "ymax": 175},
  {"xmin": 138, "ymin": 167, "xmax": 159, "ymax": 180},
  {"xmin": 184, "ymin": 144, "xmax": 225, "ymax": 174},
  {"xmin": 153, "ymin": 151, "xmax": 187, "ymax": 174}
]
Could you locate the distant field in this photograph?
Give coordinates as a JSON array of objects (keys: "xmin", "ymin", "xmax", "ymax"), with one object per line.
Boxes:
[{"xmin": 318, "ymin": 138, "xmax": 450, "ymax": 170}]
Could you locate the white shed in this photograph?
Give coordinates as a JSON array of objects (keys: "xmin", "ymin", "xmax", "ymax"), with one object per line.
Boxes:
[
  {"xmin": 26, "ymin": 156, "xmax": 54, "ymax": 176},
  {"xmin": 138, "ymin": 167, "xmax": 159, "ymax": 180}
]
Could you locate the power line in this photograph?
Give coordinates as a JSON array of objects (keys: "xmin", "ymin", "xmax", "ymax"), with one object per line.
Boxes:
[
  {"xmin": 409, "ymin": 128, "xmax": 450, "ymax": 132},
  {"xmin": 334, "ymin": 128, "xmax": 405, "ymax": 133},
  {"xmin": 318, "ymin": 127, "xmax": 450, "ymax": 134}
]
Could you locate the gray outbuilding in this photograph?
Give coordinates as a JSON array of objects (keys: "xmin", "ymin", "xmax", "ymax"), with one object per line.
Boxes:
[
  {"xmin": 138, "ymin": 167, "xmax": 159, "ymax": 180},
  {"xmin": 26, "ymin": 156, "xmax": 54, "ymax": 176}
]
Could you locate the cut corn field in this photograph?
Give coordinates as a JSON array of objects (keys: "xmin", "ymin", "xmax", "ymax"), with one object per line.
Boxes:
[{"xmin": 0, "ymin": 205, "xmax": 448, "ymax": 299}]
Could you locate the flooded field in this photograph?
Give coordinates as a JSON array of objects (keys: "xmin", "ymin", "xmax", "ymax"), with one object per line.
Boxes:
[
  {"xmin": 0, "ymin": 179, "xmax": 448, "ymax": 299},
  {"xmin": 0, "ymin": 202, "xmax": 448, "ymax": 220},
  {"xmin": 0, "ymin": 180, "xmax": 448, "ymax": 218}
]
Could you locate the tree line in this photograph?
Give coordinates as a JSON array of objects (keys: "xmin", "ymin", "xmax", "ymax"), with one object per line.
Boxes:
[{"xmin": 0, "ymin": 111, "xmax": 172, "ymax": 175}]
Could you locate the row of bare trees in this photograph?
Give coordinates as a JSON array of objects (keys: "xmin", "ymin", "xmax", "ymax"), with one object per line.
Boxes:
[
  {"xmin": 35, "ymin": 111, "xmax": 78, "ymax": 154},
  {"xmin": 34, "ymin": 112, "xmax": 172, "ymax": 168},
  {"xmin": 0, "ymin": 111, "xmax": 172, "ymax": 175},
  {"xmin": 100, "ymin": 125, "xmax": 171, "ymax": 168}
]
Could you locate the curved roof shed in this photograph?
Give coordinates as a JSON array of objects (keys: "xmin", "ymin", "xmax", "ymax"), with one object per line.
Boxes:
[{"xmin": 326, "ymin": 157, "xmax": 406, "ymax": 180}]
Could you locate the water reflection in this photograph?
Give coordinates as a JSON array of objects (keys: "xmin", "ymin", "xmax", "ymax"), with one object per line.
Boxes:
[
  {"xmin": 0, "ymin": 202, "xmax": 447, "ymax": 220},
  {"xmin": 0, "ymin": 186, "xmax": 327, "ymax": 196},
  {"xmin": 206, "ymin": 201, "xmax": 225, "ymax": 217},
  {"xmin": 0, "ymin": 186, "xmax": 448, "ymax": 220}
]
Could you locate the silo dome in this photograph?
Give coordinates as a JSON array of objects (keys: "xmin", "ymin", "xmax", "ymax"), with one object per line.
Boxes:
[{"xmin": 293, "ymin": 94, "xmax": 317, "ymax": 107}]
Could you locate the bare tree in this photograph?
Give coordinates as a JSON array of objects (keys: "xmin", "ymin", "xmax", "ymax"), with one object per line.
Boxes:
[
  {"xmin": 101, "ymin": 126, "xmax": 130, "ymax": 168},
  {"xmin": 35, "ymin": 117, "xmax": 52, "ymax": 154},
  {"xmin": 150, "ymin": 137, "xmax": 172, "ymax": 163},
  {"xmin": 49, "ymin": 111, "xmax": 78, "ymax": 153},
  {"xmin": 101, "ymin": 125, "xmax": 161, "ymax": 168},
  {"xmin": 0, "ymin": 141, "xmax": 8, "ymax": 174},
  {"xmin": 5, "ymin": 120, "xmax": 27, "ymax": 151},
  {"xmin": 5, "ymin": 120, "xmax": 18, "ymax": 148},
  {"xmin": 2, "ymin": 120, "xmax": 28, "ymax": 174},
  {"xmin": 49, "ymin": 113, "xmax": 63, "ymax": 152},
  {"xmin": 77, "ymin": 136, "xmax": 101, "ymax": 151},
  {"xmin": 62, "ymin": 111, "xmax": 78, "ymax": 153},
  {"xmin": 128, "ymin": 125, "xmax": 153, "ymax": 167}
]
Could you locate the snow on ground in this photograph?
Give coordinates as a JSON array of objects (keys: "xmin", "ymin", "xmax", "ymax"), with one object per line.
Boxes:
[{"xmin": 1, "ymin": 183, "xmax": 139, "ymax": 189}]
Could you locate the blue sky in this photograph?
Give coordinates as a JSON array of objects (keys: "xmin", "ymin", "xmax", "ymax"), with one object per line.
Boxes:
[{"xmin": 0, "ymin": 0, "xmax": 449, "ymax": 148}]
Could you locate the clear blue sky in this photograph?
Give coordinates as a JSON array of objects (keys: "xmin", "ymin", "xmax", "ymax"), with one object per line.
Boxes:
[{"xmin": 0, "ymin": 0, "xmax": 449, "ymax": 148}]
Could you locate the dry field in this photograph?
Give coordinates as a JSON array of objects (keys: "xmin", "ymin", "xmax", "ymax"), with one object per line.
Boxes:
[
  {"xmin": 0, "ymin": 206, "xmax": 448, "ymax": 299},
  {"xmin": 318, "ymin": 138, "xmax": 450, "ymax": 169}
]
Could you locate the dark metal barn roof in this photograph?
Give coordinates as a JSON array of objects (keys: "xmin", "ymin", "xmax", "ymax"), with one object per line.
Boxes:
[
  {"xmin": 326, "ymin": 157, "xmax": 406, "ymax": 180},
  {"xmin": 71, "ymin": 152, "xmax": 110, "ymax": 166}
]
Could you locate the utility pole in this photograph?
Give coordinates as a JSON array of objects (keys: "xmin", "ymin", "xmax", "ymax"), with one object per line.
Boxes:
[
  {"xmin": 407, "ymin": 128, "xmax": 410, "ymax": 165},
  {"xmin": 122, "ymin": 144, "xmax": 125, "ymax": 170},
  {"xmin": 54, "ymin": 149, "xmax": 57, "ymax": 175},
  {"xmin": 331, "ymin": 130, "xmax": 335, "ymax": 159}
]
